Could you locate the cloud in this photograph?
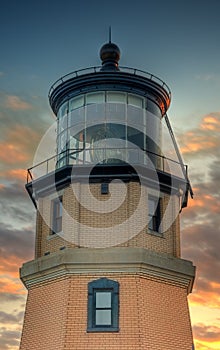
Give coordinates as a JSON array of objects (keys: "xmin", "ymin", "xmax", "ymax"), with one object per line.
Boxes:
[
  {"xmin": 179, "ymin": 128, "xmax": 220, "ymax": 312},
  {"xmin": 0, "ymin": 124, "xmax": 40, "ymax": 168},
  {"xmin": 0, "ymin": 224, "xmax": 34, "ymax": 263},
  {"xmin": 0, "ymin": 276, "xmax": 25, "ymax": 295},
  {"xmin": 0, "ymin": 92, "xmax": 55, "ymax": 178},
  {"xmin": 182, "ymin": 188, "xmax": 220, "ymax": 308},
  {"xmin": 0, "ymin": 169, "xmax": 27, "ymax": 182},
  {"xmin": 0, "ymin": 181, "xmax": 36, "ymax": 229},
  {"xmin": 193, "ymin": 323, "xmax": 220, "ymax": 342},
  {"xmin": 0, "ymin": 293, "xmax": 25, "ymax": 303},
  {"xmin": 0, "ymin": 311, "xmax": 24, "ymax": 325},
  {"xmin": 4, "ymin": 95, "xmax": 32, "ymax": 111},
  {"xmin": 209, "ymin": 157, "xmax": 220, "ymax": 185},
  {"xmin": 0, "ymin": 256, "xmax": 25, "ymax": 279},
  {"xmin": 178, "ymin": 112, "xmax": 220, "ymax": 156},
  {"xmin": 201, "ymin": 115, "xmax": 220, "ymax": 132},
  {"xmin": 0, "ymin": 143, "xmax": 29, "ymax": 165},
  {"xmin": 0, "ymin": 329, "xmax": 21, "ymax": 350}
]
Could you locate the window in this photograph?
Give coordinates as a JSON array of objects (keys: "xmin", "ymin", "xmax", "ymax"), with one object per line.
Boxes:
[
  {"xmin": 101, "ymin": 183, "xmax": 109, "ymax": 195},
  {"xmin": 148, "ymin": 196, "xmax": 161, "ymax": 233},
  {"xmin": 107, "ymin": 91, "xmax": 126, "ymax": 103},
  {"xmin": 51, "ymin": 197, "xmax": 63, "ymax": 234},
  {"xmin": 69, "ymin": 95, "xmax": 84, "ymax": 110},
  {"xmin": 87, "ymin": 278, "xmax": 119, "ymax": 332},
  {"xmin": 86, "ymin": 92, "xmax": 105, "ymax": 104},
  {"xmin": 128, "ymin": 94, "xmax": 143, "ymax": 108}
]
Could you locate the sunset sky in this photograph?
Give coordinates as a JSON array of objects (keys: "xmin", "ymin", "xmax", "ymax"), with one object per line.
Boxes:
[{"xmin": 0, "ymin": 1, "xmax": 220, "ymax": 349}]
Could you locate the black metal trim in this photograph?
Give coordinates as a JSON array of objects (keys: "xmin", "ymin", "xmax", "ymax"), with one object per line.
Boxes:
[
  {"xmin": 25, "ymin": 164, "xmax": 187, "ymax": 206},
  {"xmin": 49, "ymin": 70, "xmax": 170, "ymax": 116}
]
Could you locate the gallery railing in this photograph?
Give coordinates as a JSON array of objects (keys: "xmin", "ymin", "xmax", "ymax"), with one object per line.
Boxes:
[{"xmin": 27, "ymin": 147, "xmax": 188, "ymax": 184}]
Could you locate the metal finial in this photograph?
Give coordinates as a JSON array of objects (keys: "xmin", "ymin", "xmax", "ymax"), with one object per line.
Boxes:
[
  {"xmin": 109, "ymin": 26, "xmax": 112, "ymax": 43},
  {"xmin": 99, "ymin": 29, "xmax": 120, "ymax": 71}
]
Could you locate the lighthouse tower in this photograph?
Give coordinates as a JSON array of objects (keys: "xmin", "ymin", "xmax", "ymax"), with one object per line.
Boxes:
[{"xmin": 19, "ymin": 41, "xmax": 195, "ymax": 350}]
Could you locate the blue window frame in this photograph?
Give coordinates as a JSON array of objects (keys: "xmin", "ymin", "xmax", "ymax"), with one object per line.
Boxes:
[{"xmin": 87, "ymin": 278, "xmax": 119, "ymax": 332}]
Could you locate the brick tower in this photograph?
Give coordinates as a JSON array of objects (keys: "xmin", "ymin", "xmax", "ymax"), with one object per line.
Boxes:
[{"xmin": 19, "ymin": 41, "xmax": 195, "ymax": 349}]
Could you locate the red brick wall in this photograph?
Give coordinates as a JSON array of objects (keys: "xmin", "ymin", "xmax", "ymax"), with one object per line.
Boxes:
[
  {"xmin": 20, "ymin": 278, "xmax": 68, "ymax": 350},
  {"xmin": 20, "ymin": 274, "xmax": 193, "ymax": 350}
]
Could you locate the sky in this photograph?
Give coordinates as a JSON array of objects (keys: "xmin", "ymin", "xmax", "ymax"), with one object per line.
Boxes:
[{"xmin": 0, "ymin": 0, "xmax": 220, "ymax": 349}]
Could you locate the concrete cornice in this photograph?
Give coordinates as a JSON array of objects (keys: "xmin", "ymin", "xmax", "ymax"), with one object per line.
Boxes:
[{"xmin": 20, "ymin": 247, "xmax": 195, "ymax": 294}]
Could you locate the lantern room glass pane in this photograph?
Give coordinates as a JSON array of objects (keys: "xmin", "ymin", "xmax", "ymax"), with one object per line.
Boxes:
[
  {"xmin": 59, "ymin": 114, "xmax": 68, "ymax": 130},
  {"xmin": 127, "ymin": 126, "xmax": 144, "ymax": 149},
  {"xmin": 70, "ymin": 95, "xmax": 84, "ymax": 110},
  {"xmin": 128, "ymin": 94, "xmax": 143, "ymax": 108},
  {"xmin": 86, "ymin": 92, "xmax": 105, "ymax": 104},
  {"xmin": 105, "ymin": 103, "xmax": 126, "ymax": 122},
  {"xmin": 69, "ymin": 107, "xmax": 85, "ymax": 126},
  {"xmin": 147, "ymin": 99, "xmax": 161, "ymax": 117},
  {"xmin": 127, "ymin": 105, "xmax": 144, "ymax": 126},
  {"xmin": 107, "ymin": 92, "xmax": 126, "ymax": 103},
  {"xmin": 86, "ymin": 104, "xmax": 106, "ymax": 123},
  {"xmin": 60, "ymin": 102, "xmax": 68, "ymax": 117}
]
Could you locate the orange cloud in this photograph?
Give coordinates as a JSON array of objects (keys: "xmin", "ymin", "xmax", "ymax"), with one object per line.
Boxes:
[
  {"xmin": 201, "ymin": 114, "xmax": 220, "ymax": 132},
  {"xmin": 0, "ymin": 124, "xmax": 40, "ymax": 167},
  {"xmin": 186, "ymin": 188, "xmax": 220, "ymax": 214},
  {"xmin": 189, "ymin": 289, "xmax": 220, "ymax": 309},
  {"xmin": 0, "ymin": 256, "xmax": 23, "ymax": 278},
  {"xmin": 5, "ymin": 95, "xmax": 32, "ymax": 111},
  {"xmin": 0, "ymin": 144, "xmax": 29, "ymax": 164},
  {"xmin": 0, "ymin": 276, "xmax": 25, "ymax": 295},
  {"xmin": 0, "ymin": 169, "xmax": 27, "ymax": 182},
  {"xmin": 180, "ymin": 133, "xmax": 217, "ymax": 154},
  {"xmin": 193, "ymin": 323, "xmax": 220, "ymax": 343},
  {"xmin": 179, "ymin": 113, "xmax": 220, "ymax": 155}
]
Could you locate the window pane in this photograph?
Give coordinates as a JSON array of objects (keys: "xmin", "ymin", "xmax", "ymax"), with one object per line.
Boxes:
[
  {"xmin": 96, "ymin": 292, "xmax": 111, "ymax": 308},
  {"xmin": 96, "ymin": 310, "xmax": 111, "ymax": 325},
  {"xmin": 127, "ymin": 105, "xmax": 144, "ymax": 126},
  {"xmin": 148, "ymin": 198, "xmax": 156, "ymax": 216},
  {"xmin": 53, "ymin": 198, "xmax": 62, "ymax": 233},
  {"xmin": 70, "ymin": 95, "xmax": 84, "ymax": 110},
  {"xmin": 128, "ymin": 94, "xmax": 143, "ymax": 108},
  {"xmin": 148, "ymin": 218, "xmax": 154, "ymax": 230},
  {"xmin": 69, "ymin": 108, "xmax": 85, "ymax": 126},
  {"xmin": 127, "ymin": 126, "xmax": 144, "ymax": 149},
  {"xmin": 59, "ymin": 102, "xmax": 68, "ymax": 116},
  {"xmin": 56, "ymin": 216, "xmax": 62, "ymax": 232},
  {"xmin": 107, "ymin": 92, "xmax": 126, "ymax": 103},
  {"xmin": 147, "ymin": 99, "xmax": 161, "ymax": 117},
  {"xmin": 105, "ymin": 103, "xmax": 126, "ymax": 122},
  {"xmin": 86, "ymin": 92, "xmax": 105, "ymax": 104}
]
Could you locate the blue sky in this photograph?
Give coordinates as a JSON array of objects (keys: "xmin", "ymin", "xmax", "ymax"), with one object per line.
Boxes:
[
  {"xmin": 0, "ymin": 1, "xmax": 220, "ymax": 349},
  {"xmin": 1, "ymin": 0, "xmax": 220, "ymax": 117}
]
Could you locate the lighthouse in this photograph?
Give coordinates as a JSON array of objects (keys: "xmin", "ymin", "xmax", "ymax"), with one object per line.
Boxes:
[{"xmin": 19, "ymin": 40, "xmax": 195, "ymax": 349}]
